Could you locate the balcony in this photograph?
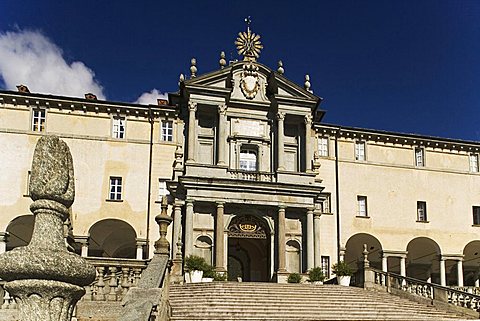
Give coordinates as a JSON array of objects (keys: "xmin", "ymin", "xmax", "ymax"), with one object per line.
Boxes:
[{"xmin": 229, "ymin": 170, "xmax": 274, "ymax": 182}]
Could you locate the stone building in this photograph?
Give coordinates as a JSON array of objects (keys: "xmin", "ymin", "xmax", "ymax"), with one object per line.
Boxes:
[{"xmin": 0, "ymin": 27, "xmax": 479, "ymax": 287}]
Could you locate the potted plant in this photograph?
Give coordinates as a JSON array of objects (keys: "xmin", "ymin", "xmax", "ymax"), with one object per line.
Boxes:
[
  {"xmin": 201, "ymin": 264, "xmax": 215, "ymax": 282},
  {"xmin": 308, "ymin": 267, "xmax": 325, "ymax": 285},
  {"xmin": 332, "ymin": 261, "xmax": 353, "ymax": 286},
  {"xmin": 185, "ymin": 255, "xmax": 208, "ymax": 283},
  {"xmin": 287, "ymin": 272, "xmax": 302, "ymax": 283}
]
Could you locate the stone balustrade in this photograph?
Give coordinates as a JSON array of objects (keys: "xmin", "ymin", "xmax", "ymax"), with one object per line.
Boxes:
[{"xmin": 229, "ymin": 170, "xmax": 274, "ymax": 182}]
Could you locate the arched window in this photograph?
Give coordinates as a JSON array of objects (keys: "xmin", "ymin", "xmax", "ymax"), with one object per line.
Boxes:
[{"xmin": 240, "ymin": 148, "xmax": 257, "ymax": 171}]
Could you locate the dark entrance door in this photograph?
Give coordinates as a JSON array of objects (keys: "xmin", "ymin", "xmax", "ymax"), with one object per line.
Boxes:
[{"xmin": 227, "ymin": 215, "xmax": 270, "ymax": 282}]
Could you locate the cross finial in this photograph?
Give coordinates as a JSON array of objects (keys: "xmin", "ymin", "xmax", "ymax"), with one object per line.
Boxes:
[{"xmin": 245, "ymin": 16, "xmax": 251, "ymax": 32}]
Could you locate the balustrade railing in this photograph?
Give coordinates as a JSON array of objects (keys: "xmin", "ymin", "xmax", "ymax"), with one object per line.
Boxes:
[
  {"xmin": 229, "ymin": 170, "xmax": 274, "ymax": 182},
  {"xmin": 370, "ymin": 268, "xmax": 480, "ymax": 314}
]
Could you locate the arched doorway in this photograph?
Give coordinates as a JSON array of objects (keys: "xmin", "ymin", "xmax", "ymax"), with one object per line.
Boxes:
[
  {"xmin": 6, "ymin": 215, "xmax": 34, "ymax": 251},
  {"xmin": 227, "ymin": 215, "xmax": 270, "ymax": 282},
  {"xmin": 406, "ymin": 237, "xmax": 440, "ymax": 283},
  {"xmin": 88, "ymin": 219, "xmax": 137, "ymax": 258},
  {"xmin": 345, "ymin": 233, "xmax": 383, "ymax": 270},
  {"xmin": 463, "ymin": 241, "xmax": 480, "ymax": 286}
]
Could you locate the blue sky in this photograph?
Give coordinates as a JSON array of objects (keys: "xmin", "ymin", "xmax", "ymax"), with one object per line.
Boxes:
[{"xmin": 1, "ymin": 0, "xmax": 479, "ymax": 140}]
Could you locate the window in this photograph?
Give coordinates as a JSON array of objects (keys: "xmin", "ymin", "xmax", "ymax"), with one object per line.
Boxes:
[
  {"xmin": 318, "ymin": 137, "xmax": 329, "ymax": 157},
  {"xmin": 321, "ymin": 256, "xmax": 330, "ymax": 278},
  {"xmin": 158, "ymin": 179, "xmax": 169, "ymax": 200},
  {"xmin": 240, "ymin": 148, "xmax": 257, "ymax": 171},
  {"xmin": 417, "ymin": 201, "xmax": 427, "ymax": 222},
  {"xmin": 355, "ymin": 141, "xmax": 365, "ymax": 161},
  {"xmin": 473, "ymin": 206, "xmax": 480, "ymax": 225},
  {"xmin": 32, "ymin": 109, "xmax": 46, "ymax": 132},
  {"xmin": 470, "ymin": 154, "xmax": 479, "ymax": 173},
  {"xmin": 109, "ymin": 177, "xmax": 122, "ymax": 200},
  {"xmin": 161, "ymin": 120, "xmax": 173, "ymax": 142},
  {"xmin": 415, "ymin": 148, "xmax": 424, "ymax": 167},
  {"xmin": 112, "ymin": 117, "xmax": 125, "ymax": 139},
  {"xmin": 357, "ymin": 196, "xmax": 368, "ymax": 217}
]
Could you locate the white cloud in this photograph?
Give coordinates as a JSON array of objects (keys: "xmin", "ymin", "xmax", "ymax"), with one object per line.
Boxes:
[
  {"xmin": 0, "ymin": 29, "xmax": 105, "ymax": 99},
  {"xmin": 135, "ymin": 89, "xmax": 168, "ymax": 105}
]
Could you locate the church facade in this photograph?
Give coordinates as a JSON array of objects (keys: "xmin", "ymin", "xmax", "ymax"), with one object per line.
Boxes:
[{"xmin": 0, "ymin": 28, "xmax": 479, "ymax": 286}]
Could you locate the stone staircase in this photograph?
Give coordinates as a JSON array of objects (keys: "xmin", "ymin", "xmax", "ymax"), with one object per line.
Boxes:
[{"xmin": 169, "ymin": 282, "xmax": 475, "ymax": 321}]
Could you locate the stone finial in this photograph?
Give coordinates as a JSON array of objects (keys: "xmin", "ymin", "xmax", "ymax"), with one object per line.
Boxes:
[
  {"xmin": 0, "ymin": 135, "xmax": 95, "ymax": 321},
  {"xmin": 304, "ymin": 74, "xmax": 313, "ymax": 93},
  {"xmin": 219, "ymin": 51, "xmax": 226, "ymax": 69},
  {"xmin": 277, "ymin": 60, "xmax": 284, "ymax": 75},
  {"xmin": 190, "ymin": 58, "xmax": 197, "ymax": 78},
  {"xmin": 154, "ymin": 196, "xmax": 173, "ymax": 255},
  {"xmin": 363, "ymin": 243, "xmax": 370, "ymax": 268},
  {"xmin": 178, "ymin": 73, "xmax": 185, "ymax": 87}
]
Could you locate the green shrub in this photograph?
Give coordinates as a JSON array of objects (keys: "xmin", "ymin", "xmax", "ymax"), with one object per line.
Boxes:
[
  {"xmin": 332, "ymin": 261, "xmax": 353, "ymax": 276},
  {"xmin": 308, "ymin": 267, "xmax": 325, "ymax": 282},
  {"xmin": 287, "ymin": 273, "xmax": 302, "ymax": 283},
  {"xmin": 213, "ymin": 272, "xmax": 227, "ymax": 281},
  {"xmin": 185, "ymin": 255, "xmax": 209, "ymax": 272}
]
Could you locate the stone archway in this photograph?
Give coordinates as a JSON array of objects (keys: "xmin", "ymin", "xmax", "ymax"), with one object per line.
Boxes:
[
  {"xmin": 6, "ymin": 215, "xmax": 34, "ymax": 251},
  {"xmin": 227, "ymin": 215, "xmax": 270, "ymax": 282},
  {"xmin": 345, "ymin": 233, "xmax": 383, "ymax": 270},
  {"xmin": 406, "ymin": 237, "xmax": 441, "ymax": 283},
  {"xmin": 88, "ymin": 219, "xmax": 137, "ymax": 258},
  {"xmin": 463, "ymin": 240, "xmax": 480, "ymax": 286}
]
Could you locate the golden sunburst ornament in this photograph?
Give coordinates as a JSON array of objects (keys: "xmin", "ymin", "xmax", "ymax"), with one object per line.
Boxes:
[{"xmin": 235, "ymin": 19, "xmax": 263, "ymax": 61}]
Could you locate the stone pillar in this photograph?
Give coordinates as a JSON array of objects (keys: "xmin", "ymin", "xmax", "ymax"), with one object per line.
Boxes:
[
  {"xmin": 381, "ymin": 254, "xmax": 388, "ymax": 272},
  {"xmin": 313, "ymin": 212, "xmax": 321, "ymax": 267},
  {"xmin": 400, "ymin": 256, "xmax": 406, "ymax": 277},
  {"xmin": 75, "ymin": 236, "xmax": 89, "ymax": 257},
  {"xmin": 172, "ymin": 201, "xmax": 183, "ymax": 259},
  {"xmin": 215, "ymin": 202, "xmax": 226, "ymax": 272},
  {"xmin": 439, "ymin": 257, "xmax": 446, "ymax": 286},
  {"xmin": 0, "ymin": 232, "xmax": 8, "ymax": 254},
  {"xmin": 304, "ymin": 115, "xmax": 313, "ymax": 172},
  {"xmin": 187, "ymin": 102, "xmax": 197, "ymax": 163},
  {"xmin": 217, "ymin": 104, "xmax": 227, "ymax": 166},
  {"xmin": 339, "ymin": 246, "xmax": 346, "ymax": 262},
  {"xmin": 135, "ymin": 239, "xmax": 147, "ymax": 260},
  {"xmin": 185, "ymin": 200, "xmax": 194, "ymax": 257},
  {"xmin": 457, "ymin": 259, "xmax": 464, "ymax": 287},
  {"xmin": 306, "ymin": 208, "xmax": 314, "ymax": 270},
  {"xmin": 277, "ymin": 112, "xmax": 285, "ymax": 171},
  {"xmin": 277, "ymin": 206, "xmax": 287, "ymax": 273}
]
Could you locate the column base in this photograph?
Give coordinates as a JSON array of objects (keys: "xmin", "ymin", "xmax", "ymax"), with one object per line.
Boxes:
[{"xmin": 276, "ymin": 270, "xmax": 289, "ymax": 283}]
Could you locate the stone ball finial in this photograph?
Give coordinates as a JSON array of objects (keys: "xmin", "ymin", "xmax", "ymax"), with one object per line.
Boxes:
[
  {"xmin": 277, "ymin": 60, "xmax": 284, "ymax": 75},
  {"xmin": 219, "ymin": 51, "xmax": 226, "ymax": 69},
  {"xmin": 190, "ymin": 58, "xmax": 197, "ymax": 79},
  {"xmin": 304, "ymin": 74, "xmax": 313, "ymax": 93}
]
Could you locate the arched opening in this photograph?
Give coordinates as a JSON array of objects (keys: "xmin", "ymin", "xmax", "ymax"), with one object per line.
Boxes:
[
  {"xmin": 6, "ymin": 215, "xmax": 34, "ymax": 251},
  {"xmin": 406, "ymin": 237, "xmax": 441, "ymax": 283},
  {"xmin": 286, "ymin": 240, "xmax": 301, "ymax": 273},
  {"xmin": 88, "ymin": 219, "xmax": 137, "ymax": 258},
  {"xmin": 227, "ymin": 215, "xmax": 270, "ymax": 282},
  {"xmin": 463, "ymin": 241, "xmax": 480, "ymax": 286},
  {"xmin": 345, "ymin": 233, "xmax": 382, "ymax": 270},
  {"xmin": 194, "ymin": 235, "xmax": 213, "ymax": 265}
]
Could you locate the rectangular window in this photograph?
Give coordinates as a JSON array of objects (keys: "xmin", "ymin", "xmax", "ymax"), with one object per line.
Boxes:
[
  {"xmin": 32, "ymin": 109, "xmax": 46, "ymax": 132},
  {"xmin": 357, "ymin": 196, "xmax": 368, "ymax": 217},
  {"xmin": 355, "ymin": 141, "xmax": 365, "ymax": 161},
  {"xmin": 473, "ymin": 206, "xmax": 480, "ymax": 225},
  {"xmin": 321, "ymin": 256, "xmax": 330, "ymax": 278},
  {"xmin": 161, "ymin": 120, "xmax": 173, "ymax": 142},
  {"xmin": 112, "ymin": 117, "xmax": 125, "ymax": 139},
  {"xmin": 240, "ymin": 148, "xmax": 257, "ymax": 171},
  {"xmin": 470, "ymin": 154, "xmax": 479, "ymax": 173},
  {"xmin": 109, "ymin": 177, "xmax": 122, "ymax": 200},
  {"xmin": 318, "ymin": 137, "xmax": 329, "ymax": 157},
  {"xmin": 158, "ymin": 179, "xmax": 169, "ymax": 200},
  {"xmin": 417, "ymin": 201, "xmax": 427, "ymax": 222},
  {"xmin": 415, "ymin": 148, "xmax": 424, "ymax": 167}
]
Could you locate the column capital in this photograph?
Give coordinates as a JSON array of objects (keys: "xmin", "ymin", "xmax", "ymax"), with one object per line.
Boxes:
[
  {"xmin": 216, "ymin": 201, "xmax": 225, "ymax": 207},
  {"xmin": 306, "ymin": 207, "xmax": 315, "ymax": 214},
  {"xmin": 218, "ymin": 104, "xmax": 227, "ymax": 115},
  {"xmin": 74, "ymin": 235, "xmax": 88, "ymax": 245},
  {"xmin": 276, "ymin": 112, "xmax": 286, "ymax": 121},
  {"xmin": 188, "ymin": 101, "xmax": 197, "ymax": 112},
  {"xmin": 278, "ymin": 204, "xmax": 287, "ymax": 210},
  {"xmin": 381, "ymin": 250, "xmax": 408, "ymax": 258},
  {"xmin": 135, "ymin": 238, "xmax": 148, "ymax": 246},
  {"xmin": 185, "ymin": 199, "xmax": 194, "ymax": 206},
  {"xmin": 304, "ymin": 114, "xmax": 313, "ymax": 125}
]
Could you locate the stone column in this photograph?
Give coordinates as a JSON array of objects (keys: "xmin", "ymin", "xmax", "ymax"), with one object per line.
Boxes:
[
  {"xmin": 187, "ymin": 102, "xmax": 197, "ymax": 163},
  {"xmin": 304, "ymin": 115, "xmax": 313, "ymax": 172},
  {"xmin": 277, "ymin": 206, "xmax": 287, "ymax": 272},
  {"xmin": 172, "ymin": 201, "xmax": 183, "ymax": 259},
  {"xmin": 185, "ymin": 200, "xmax": 194, "ymax": 257},
  {"xmin": 0, "ymin": 232, "xmax": 8, "ymax": 254},
  {"xmin": 306, "ymin": 208, "xmax": 314, "ymax": 270},
  {"xmin": 74, "ymin": 236, "xmax": 89, "ymax": 257},
  {"xmin": 439, "ymin": 256, "xmax": 446, "ymax": 286},
  {"xmin": 382, "ymin": 254, "xmax": 388, "ymax": 272},
  {"xmin": 313, "ymin": 212, "xmax": 321, "ymax": 267},
  {"xmin": 277, "ymin": 112, "xmax": 285, "ymax": 171},
  {"xmin": 339, "ymin": 246, "xmax": 346, "ymax": 262},
  {"xmin": 215, "ymin": 202, "xmax": 226, "ymax": 272},
  {"xmin": 217, "ymin": 104, "xmax": 227, "ymax": 166},
  {"xmin": 400, "ymin": 256, "xmax": 406, "ymax": 277},
  {"xmin": 457, "ymin": 259, "xmax": 464, "ymax": 287},
  {"xmin": 135, "ymin": 239, "xmax": 147, "ymax": 260}
]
